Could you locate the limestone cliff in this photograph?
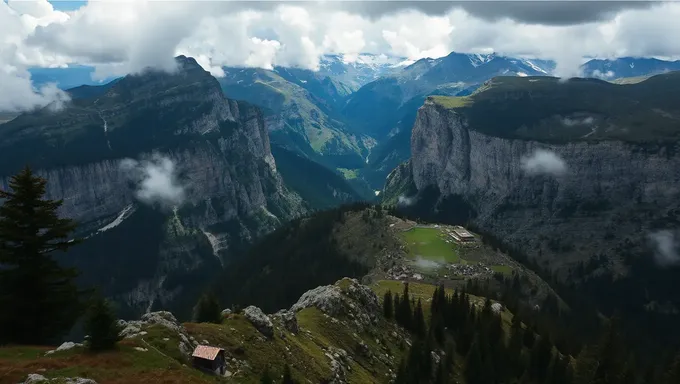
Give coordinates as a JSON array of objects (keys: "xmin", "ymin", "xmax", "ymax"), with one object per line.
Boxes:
[
  {"xmin": 387, "ymin": 73, "xmax": 680, "ymax": 273},
  {"xmin": 0, "ymin": 56, "xmax": 304, "ymax": 316}
]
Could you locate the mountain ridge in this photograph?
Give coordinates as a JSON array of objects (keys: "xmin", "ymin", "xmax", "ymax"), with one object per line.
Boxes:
[{"xmin": 0, "ymin": 55, "xmax": 305, "ymax": 317}]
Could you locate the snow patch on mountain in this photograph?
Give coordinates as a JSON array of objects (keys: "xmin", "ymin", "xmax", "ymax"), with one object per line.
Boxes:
[
  {"xmin": 98, "ymin": 204, "xmax": 135, "ymax": 233},
  {"xmin": 468, "ymin": 53, "xmax": 496, "ymax": 67},
  {"xmin": 522, "ymin": 59, "xmax": 549, "ymax": 74}
]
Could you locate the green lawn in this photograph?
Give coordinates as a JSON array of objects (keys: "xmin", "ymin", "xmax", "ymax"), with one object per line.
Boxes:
[{"xmin": 400, "ymin": 227, "xmax": 460, "ymax": 263}]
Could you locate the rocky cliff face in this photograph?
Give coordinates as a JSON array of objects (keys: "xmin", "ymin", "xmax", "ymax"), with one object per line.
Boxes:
[
  {"xmin": 388, "ymin": 76, "xmax": 680, "ymax": 273},
  {"xmin": 0, "ymin": 56, "xmax": 303, "ymax": 316}
]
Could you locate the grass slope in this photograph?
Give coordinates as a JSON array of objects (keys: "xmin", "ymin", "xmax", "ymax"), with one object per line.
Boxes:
[
  {"xmin": 401, "ymin": 227, "xmax": 460, "ymax": 263},
  {"xmin": 1, "ymin": 279, "xmax": 416, "ymax": 384}
]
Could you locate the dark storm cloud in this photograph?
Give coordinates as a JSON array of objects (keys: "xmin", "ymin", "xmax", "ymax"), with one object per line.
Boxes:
[{"xmin": 225, "ymin": 0, "xmax": 657, "ymax": 25}]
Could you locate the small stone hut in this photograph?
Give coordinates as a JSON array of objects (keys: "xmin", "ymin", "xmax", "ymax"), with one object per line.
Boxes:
[{"xmin": 191, "ymin": 345, "xmax": 226, "ymax": 375}]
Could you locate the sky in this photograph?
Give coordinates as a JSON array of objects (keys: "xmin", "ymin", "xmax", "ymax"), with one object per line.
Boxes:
[{"xmin": 2, "ymin": 0, "xmax": 680, "ymax": 111}]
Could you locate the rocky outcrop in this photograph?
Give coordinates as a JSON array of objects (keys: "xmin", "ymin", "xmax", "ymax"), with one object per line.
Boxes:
[
  {"xmin": 273, "ymin": 310, "xmax": 299, "ymax": 334},
  {"xmin": 243, "ymin": 306, "xmax": 274, "ymax": 338},
  {"xmin": 23, "ymin": 374, "xmax": 97, "ymax": 384},
  {"xmin": 0, "ymin": 56, "xmax": 304, "ymax": 314},
  {"xmin": 291, "ymin": 278, "xmax": 381, "ymax": 331},
  {"xmin": 118, "ymin": 311, "xmax": 196, "ymax": 356},
  {"xmin": 399, "ymin": 96, "xmax": 680, "ymax": 271}
]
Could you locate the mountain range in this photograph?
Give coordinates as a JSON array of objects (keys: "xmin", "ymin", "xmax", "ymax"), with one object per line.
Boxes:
[
  {"xmin": 23, "ymin": 53, "xmax": 680, "ymax": 196},
  {"xmin": 7, "ymin": 51, "xmax": 680, "ymax": 324}
]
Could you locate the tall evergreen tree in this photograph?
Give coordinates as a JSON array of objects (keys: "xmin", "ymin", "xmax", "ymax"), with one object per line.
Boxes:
[
  {"xmin": 413, "ymin": 299, "xmax": 427, "ymax": 338},
  {"xmin": 530, "ymin": 334, "xmax": 554, "ymax": 384},
  {"xmin": 193, "ymin": 291, "xmax": 222, "ymax": 324},
  {"xmin": 84, "ymin": 296, "xmax": 122, "ymax": 351},
  {"xmin": 393, "ymin": 293, "xmax": 401, "ymax": 324},
  {"xmin": 465, "ymin": 336, "xmax": 486, "ymax": 384},
  {"xmin": 397, "ymin": 283, "xmax": 413, "ymax": 330},
  {"xmin": 383, "ymin": 290, "xmax": 394, "ymax": 319},
  {"xmin": 260, "ymin": 368, "xmax": 274, "ymax": 384},
  {"xmin": 282, "ymin": 364, "xmax": 296, "ymax": 384},
  {"xmin": 0, "ymin": 167, "xmax": 84, "ymax": 344}
]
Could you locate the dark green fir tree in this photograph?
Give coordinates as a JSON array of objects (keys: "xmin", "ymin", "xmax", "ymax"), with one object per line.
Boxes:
[
  {"xmin": 0, "ymin": 167, "xmax": 84, "ymax": 344},
  {"xmin": 85, "ymin": 296, "xmax": 122, "ymax": 351}
]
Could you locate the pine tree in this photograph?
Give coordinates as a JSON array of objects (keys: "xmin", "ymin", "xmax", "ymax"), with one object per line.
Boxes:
[
  {"xmin": 465, "ymin": 336, "xmax": 486, "ymax": 384},
  {"xmin": 413, "ymin": 299, "xmax": 427, "ymax": 338},
  {"xmin": 260, "ymin": 368, "xmax": 274, "ymax": 384},
  {"xmin": 529, "ymin": 334, "xmax": 554, "ymax": 383},
  {"xmin": 282, "ymin": 363, "xmax": 296, "ymax": 384},
  {"xmin": 592, "ymin": 317, "xmax": 626, "ymax": 384},
  {"xmin": 193, "ymin": 291, "xmax": 222, "ymax": 324},
  {"xmin": 397, "ymin": 283, "xmax": 413, "ymax": 330},
  {"xmin": 383, "ymin": 290, "xmax": 394, "ymax": 319},
  {"xmin": 84, "ymin": 296, "xmax": 122, "ymax": 351},
  {"xmin": 0, "ymin": 167, "xmax": 84, "ymax": 344}
]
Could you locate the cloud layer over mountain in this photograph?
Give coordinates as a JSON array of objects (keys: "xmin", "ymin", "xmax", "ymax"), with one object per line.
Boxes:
[{"xmin": 2, "ymin": 0, "xmax": 680, "ymax": 110}]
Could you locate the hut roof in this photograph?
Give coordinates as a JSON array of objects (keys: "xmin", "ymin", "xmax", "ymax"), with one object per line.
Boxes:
[{"xmin": 192, "ymin": 345, "xmax": 224, "ymax": 361}]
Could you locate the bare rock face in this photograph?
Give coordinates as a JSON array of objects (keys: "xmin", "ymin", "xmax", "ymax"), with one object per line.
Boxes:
[
  {"xmin": 0, "ymin": 56, "xmax": 304, "ymax": 315},
  {"xmin": 273, "ymin": 310, "xmax": 299, "ymax": 334},
  {"xmin": 243, "ymin": 306, "xmax": 274, "ymax": 338},
  {"xmin": 401, "ymin": 98, "xmax": 680, "ymax": 272},
  {"xmin": 290, "ymin": 278, "xmax": 381, "ymax": 331}
]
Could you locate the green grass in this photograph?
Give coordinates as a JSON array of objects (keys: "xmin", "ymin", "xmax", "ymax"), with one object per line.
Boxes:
[
  {"xmin": 336, "ymin": 168, "xmax": 358, "ymax": 180},
  {"xmin": 400, "ymin": 227, "xmax": 460, "ymax": 263},
  {"xmin": 491, "ymin": 265, "xmax": 513, "ymax": 275},
  {"xmin": 429, "ymin": 95, "xmax": 472, "ymax": 109}
]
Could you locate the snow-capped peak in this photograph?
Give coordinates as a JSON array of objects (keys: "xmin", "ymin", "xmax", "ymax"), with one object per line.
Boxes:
[{"xmin": 468, "ymin": 53, "xmax": 496, "ymax": 67}]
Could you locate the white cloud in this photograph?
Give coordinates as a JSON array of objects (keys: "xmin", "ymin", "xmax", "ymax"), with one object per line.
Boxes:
[
  {"xmin": 1, "ymin": 0, "xmax": 680, "ymax": 97},
  {"xmin": 521, "ymin": 149, "xmax": 568, "ymax": 177},
  {"xmin": 397, "ymin": 195, "xmax": 415, "ymax": 207},
  {"xmin": 0, "ymin": 0, "xmax": 71, "ymax": 111},
  {"xmin": 648, "ymin": 230, "xmax": 680, "ymax": 267},
  {"xmin": 592, "ymin": 69, "xmax": 616, "ymax": 79},
  {"xmin": 120, "ymin": 154, "xmax": 185, "ymax": 208}
]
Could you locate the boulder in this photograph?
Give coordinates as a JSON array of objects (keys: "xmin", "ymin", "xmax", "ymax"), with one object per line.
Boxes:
[
  {"xmin": 221, "ymin": 308, "xmax": 232, "ymax": 316},
  {"xmin": 141, "ymin": 311, "xmax": 181, "ymax": 331},
  {"xmin": 243, "ymin": 306, "xmax": 274, "ymax": 338},
  {"xmin": 491, "ymin": 302, "xmax": 503, "ymax": 314},
  {"xmin": 45, "ymin": 341, "xmax": 83, "ymax": 355},
  {"xmin": 24, "ymin": 374, "xmax": 47, "ymax": 383},
  {"xmin": 274, "ymin": 310, "xmax": 299, "ymax": 334}
]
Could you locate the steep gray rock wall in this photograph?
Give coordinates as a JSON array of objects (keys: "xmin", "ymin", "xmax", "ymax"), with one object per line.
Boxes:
[
  {"xmin": 407, "ymin": 99, "xmax": 680, "ymax": 269},
  {"xmin": 0, "ymin": 57, "xmax": 303, "ymax": 315}
]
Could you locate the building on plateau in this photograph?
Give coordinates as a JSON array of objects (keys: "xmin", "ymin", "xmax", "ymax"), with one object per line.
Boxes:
[
  {"xmin": 192, "ymin": 345, "xmax": 226, "ymax": 375},
  {"xmin": 449, "ymin": 226, "xmax": 476, "ymax": 243}
]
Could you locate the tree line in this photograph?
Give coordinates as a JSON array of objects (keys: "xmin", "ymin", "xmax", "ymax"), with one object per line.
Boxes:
[{"xmin": 382, "ymin": 282, "xmax": 680, "ymax": 384}]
